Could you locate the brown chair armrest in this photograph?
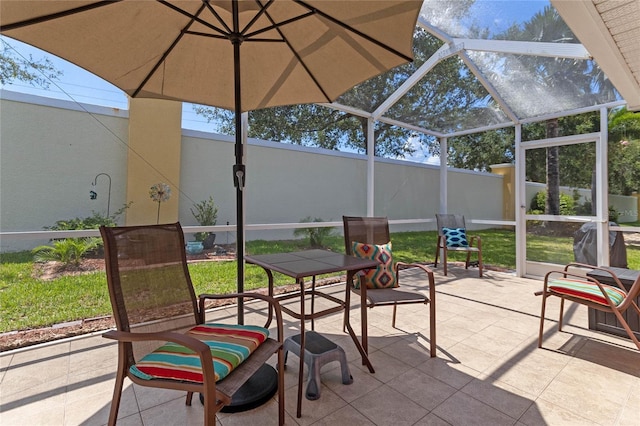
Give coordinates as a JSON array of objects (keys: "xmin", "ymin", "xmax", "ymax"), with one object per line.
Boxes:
[
  {"xmin": 543, "ymin": 270, "xmax": 617, "ymax": 298},
  {"xmin": 103, "ymin": 329, "xmax": 211, "ymax": 355},
  {"xmin": 198, "ymin": 292, "xmax": 284, "ymax": 341},
  {"xmin": 561, "ymin": 263, "xmax": 624, "ymax": 288},
  {"xmin": 104, "ymin": 328, "xmax": 221, "ymax": 401},
  {"xmin": 396, "ymin": 261, "xmax": 436, "ymax": 299},
  {"xmin": 545, "ymin": 269, "xmax": 603, "ymax": 286},
  {"xmin": 468, "ymin": 235, "xmax": 481, "ymax": 248},
  {"xmin": 396, "ymin": 261, "xmax": 434, "ymax": 275}
]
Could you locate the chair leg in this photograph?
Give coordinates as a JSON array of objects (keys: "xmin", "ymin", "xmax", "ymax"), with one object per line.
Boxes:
[
  {"xmin": 558, "ymin": 298, "xmax": 565, "ymax": 332},
  {"xmin": 611, "ymin": 308, "xmax": 640, "ymax": 351},
  {"xmin": 391, "ymin": 304, "xmax": 397, "ymax": 328},
  {"xmin": 538, "ymin": 292, "xmax": 548, "ymax": 348},
  {"xmin": 361, "ymin": 291, "xmax": 368, "ymax": 358},
  {"xmin": 202, "ymin": 394, "xmax": 217, "ymax": 426},
  {"xmin": 478, "ymin": 250, "xmax": 483, "ymax": 277},
  {"xmin": 108, "ymin": 346, "xmax": 128, "ymax": 426},
  {"xmin": 108, "ymin": 372, "xmax": 125, "ymax": 426},
  {"xmin": 443, "ymin": 248, "xmax": 448, "ymax": 276},
  {"xmin": 434, "ymin": 242, "xmax": 440, "ymax": 267},
  {"xmin": 277, "ymin": 348, "xmax": 285, "ymax": 425},
  {"xmin": 429, "ymin": 300, "xmax": 436, "ymax": 358},
  {"xmin": 465, "ymin": 251, "xmax": 471, "ymax": 270}
]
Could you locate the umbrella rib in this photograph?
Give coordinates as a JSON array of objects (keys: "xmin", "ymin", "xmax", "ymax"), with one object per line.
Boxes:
[
  {"xmin": 238, "ymin": 0, "xmax": 274, "ymax": 36},
  {"xmin": 183, "ymin": 30, "xmax": 227, "ymax": 40},
  {"xmin": 132, "ymin": 2, "xmax": 207, "ymax": 98},
  {"xmin": 131, "ymin": 35, "xmax": 183, "ymax": 98},
  {"xmin": 260, "ymin": 10, "xmax": 333, "ymax": 103},
  {"xmin": 0, "ymin": 1, "xmax": 119, "ymax": 31},
  {"xmin": 243, "ymin": 11, "xmax": 315, "ymax": 40},
  {"xmin": 185, "ymin": 30, "xmax": 283, "ymax": 44},
  {"xmin": 202, "ymin": 1, "xmax": 232, "ymax": 35},
  {"xmin": 158, "ymin": 0, "xmax": 229, "ymax": 38},
  {"xmin": 294, "ymin": 0, "xmax": 414, "ymax": 63}
]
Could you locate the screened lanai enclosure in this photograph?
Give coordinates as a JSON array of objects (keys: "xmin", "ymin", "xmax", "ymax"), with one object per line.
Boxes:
[
  {"xmin": 1, "ymin": 0, "xmax": 639, "ymax": 278},
  {"xmin": 321, "ymin": 0, "xmax": 637, "ymax": 277}
]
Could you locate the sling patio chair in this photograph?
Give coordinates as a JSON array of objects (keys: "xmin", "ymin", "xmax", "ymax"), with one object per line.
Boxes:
[
  {"xmin": 434, "ymin": 213, "xmax": 483, "ymax": 277},
  {"xmin": 100, "ymin": 222, "xmax": 285, "ymax": 426},
  {"xmin": 538, "ymin": 262, "xmax": 640, "ymax": 351},
  {"xmin": 342, "ymin": 216, "xmax": 436, "ymax": 357}
]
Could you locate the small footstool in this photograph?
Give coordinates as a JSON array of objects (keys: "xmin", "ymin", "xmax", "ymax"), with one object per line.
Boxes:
[{"xmin": 283, "ymin": 331, "xmax": 353, "ymax": 400}]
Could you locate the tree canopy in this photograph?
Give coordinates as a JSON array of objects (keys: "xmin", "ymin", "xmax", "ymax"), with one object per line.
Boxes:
[
  {"xmin": 0, "ymin": 38, "xmax": 61, "ymax": 87},
  {"xmin": 193, "ymin": 0, "xmax": 482, "ymax": 159},
  {"xmin": 194, "ymin": 27, "xmax": 473, "ymax": 158}
]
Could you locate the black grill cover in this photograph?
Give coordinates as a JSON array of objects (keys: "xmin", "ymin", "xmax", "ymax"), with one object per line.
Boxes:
[{"xmin": 573, "ymin": 222, "xmax": 627, "ymax": 268}]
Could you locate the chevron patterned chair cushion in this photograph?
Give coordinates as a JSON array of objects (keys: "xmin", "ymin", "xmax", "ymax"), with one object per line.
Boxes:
[{"xmin": 352, "ymin": 241, "xmax": 398, "ymax": 289}]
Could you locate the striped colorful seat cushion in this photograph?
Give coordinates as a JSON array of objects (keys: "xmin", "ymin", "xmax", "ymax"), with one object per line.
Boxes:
[
  {"xmin": 130, "ymin": 323, "xmax": 269, "ymax": 383},
  {"xmin": 549, "ymin": 278, "xmax": 627, "ymax": 307}
]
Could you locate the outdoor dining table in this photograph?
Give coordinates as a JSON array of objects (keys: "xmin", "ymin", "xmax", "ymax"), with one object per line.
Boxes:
[{"xmin": 244, "ymin": 249, "xmax": 379, "ymax": 418}]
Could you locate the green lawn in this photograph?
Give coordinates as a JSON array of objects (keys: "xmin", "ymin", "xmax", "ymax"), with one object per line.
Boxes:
[{"xmin": 1, "ymin": 229, "xmax": 639, "ymax": 333}]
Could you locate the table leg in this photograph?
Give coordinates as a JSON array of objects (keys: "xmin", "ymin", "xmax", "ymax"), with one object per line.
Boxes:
[{"xmin": 262, "ymin": 268, "xmax": 275, "ymax": 329}]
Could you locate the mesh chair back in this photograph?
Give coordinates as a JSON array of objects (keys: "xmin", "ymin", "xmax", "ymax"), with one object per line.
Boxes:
[
  {"xmin": 100, "ymin": 222, "xmax": 200, "ymax": 362},
  {"xmin": 343, "ymin": 216, "xmax": 391, "ymax": 255},
  {"xmin": 436, "ymin": 214, "xmax": 466, "ymax": 235}
]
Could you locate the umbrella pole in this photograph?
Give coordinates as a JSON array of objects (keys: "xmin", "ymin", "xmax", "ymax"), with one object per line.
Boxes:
[{"xmin": 231, "ymin": 10, "xmax": 245, "ymax": 324}]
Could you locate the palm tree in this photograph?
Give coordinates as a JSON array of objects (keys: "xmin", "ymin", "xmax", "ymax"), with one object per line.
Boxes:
[
  {"xmin": 519, "ymin": 6, "xmax": 579, "ymax": 215},
  {"xmin": 508, "ymin": 6, "xmax": 616, "ymax": 216}
]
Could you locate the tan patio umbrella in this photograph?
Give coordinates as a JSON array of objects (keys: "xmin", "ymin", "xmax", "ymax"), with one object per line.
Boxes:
[{"xmin": 1, "ymin": 0, "xmax": 422, "ymax": 318}]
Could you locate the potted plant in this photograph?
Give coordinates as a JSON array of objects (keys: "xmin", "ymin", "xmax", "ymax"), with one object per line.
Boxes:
[{"xmin": 191, "ymin": 196, "xmax": 218, "ymax": 249}]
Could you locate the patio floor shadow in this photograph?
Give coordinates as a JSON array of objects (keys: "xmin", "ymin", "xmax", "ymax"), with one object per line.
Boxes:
[{"xmin": 1, "ymin": 267, "xmax": 639, "ymax": 425}]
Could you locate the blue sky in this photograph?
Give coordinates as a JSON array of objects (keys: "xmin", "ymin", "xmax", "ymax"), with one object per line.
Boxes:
[
  {"xmin": 469, "ymin": 0, "xmax": 549, "ymax": 35},
  {"xmin": 1, "ymin": 0, "xmax": 549, "ymax": 164}
]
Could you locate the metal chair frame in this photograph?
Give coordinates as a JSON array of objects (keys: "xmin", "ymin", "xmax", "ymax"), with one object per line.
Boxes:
[
  {"xmin": 100, "ymin": 222, "xmax": 285, "ymax": 425},
  {"xmin": 343, "ymin": 216, "xmax": 436, "ymax": 357},
  {"xmin": 434, "ymin": 214, "xmax": 483, "ymax": 277}
]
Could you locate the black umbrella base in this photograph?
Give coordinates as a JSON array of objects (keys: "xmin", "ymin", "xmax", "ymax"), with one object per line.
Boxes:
[{"xmin": 200, "ymin": 364, "xmax": 278, "ymax": 413}]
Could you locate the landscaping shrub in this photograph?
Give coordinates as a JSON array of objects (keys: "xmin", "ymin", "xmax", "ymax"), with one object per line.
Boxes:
[
  {"xmin": 45, "ymin": 202, "xmax": 131, "ymax": 231},
  {"xmin": 293, "ymin": 217, "xmax": 336, "ymax": 248},
  {"xmin": 32, "ymin": 238, "xmax": 101, "ymax": 268},
  {"xmin": 529, "ymin": 190, "xmax": 576, "ymax": 215},
  {"xmin": 191, "ymin": 196, "xmax": 218, "ymax": 243},
  {"xmin": 35, "ymin": 202, "xmax": 132, "ymax": 265}
]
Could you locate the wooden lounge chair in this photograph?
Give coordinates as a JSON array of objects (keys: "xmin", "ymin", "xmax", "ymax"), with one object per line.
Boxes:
[
  {"xmin": 100, "ymin": 222, "xmax": 285, "ymax": 425},
  {"xmin": 434, "ymin": 214, "xmax": 483, "ymax": 277},
  {"xmin": 538, "ymin": 263, "xmax": 640, "ymax": 351},
  {"xmin": 342, "ymin": 216, "xmax": 436, "ymax": 357}
]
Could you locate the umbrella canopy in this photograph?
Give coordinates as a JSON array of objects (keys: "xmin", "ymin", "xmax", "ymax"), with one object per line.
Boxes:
[
  {"xmin": 1, "ymin": 0, "xmax": 422, "ymax": 318},
  {"xmin": 1, "ymin": 1, "xmax": 420, "ymax": 111}
]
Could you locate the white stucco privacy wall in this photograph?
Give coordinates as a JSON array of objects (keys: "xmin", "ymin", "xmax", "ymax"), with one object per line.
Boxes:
[
  {"xmin": 1, "ymin": 92, "xmax": 130, "ymax": 251},
  {"xmin": 3, "ymin": 91, "xmax": 637, "ymax": 253},
  {"xmin": 0, "ymin": 91, "xmax": 542, "ymax": 252},
  {"xmin": 526, "ymin": 182, "xmax": 638, "ymax": 222}
]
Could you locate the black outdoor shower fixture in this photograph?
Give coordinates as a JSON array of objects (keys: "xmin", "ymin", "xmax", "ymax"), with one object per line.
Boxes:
[{"xmin": 91, "ymin": 173, "xmax": 111, "ymax": 217}]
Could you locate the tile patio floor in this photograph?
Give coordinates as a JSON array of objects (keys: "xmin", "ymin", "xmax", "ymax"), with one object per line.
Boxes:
[{"xmin": 1, "ymin": 267, "xmax": 639, "ymax": 425}]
